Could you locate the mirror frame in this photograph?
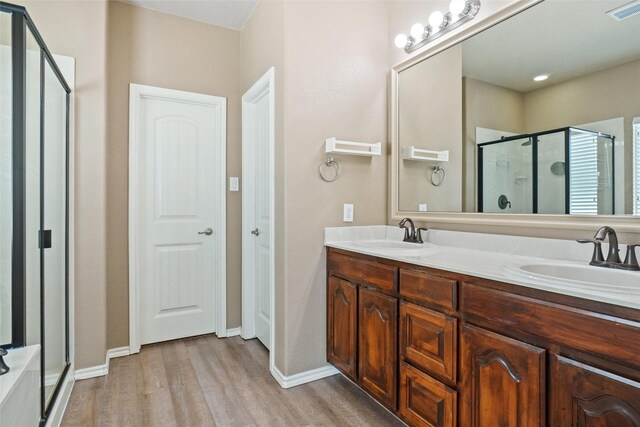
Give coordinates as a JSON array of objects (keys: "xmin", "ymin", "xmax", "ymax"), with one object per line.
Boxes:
[{"xmin": 389, "ymin": 0, "xmax": 640, "ymax": 234}]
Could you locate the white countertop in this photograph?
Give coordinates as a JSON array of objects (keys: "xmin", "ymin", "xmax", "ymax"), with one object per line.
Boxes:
[{"xmin": 324, "ymin": 226, "xmax": 640, "ymax": 311}]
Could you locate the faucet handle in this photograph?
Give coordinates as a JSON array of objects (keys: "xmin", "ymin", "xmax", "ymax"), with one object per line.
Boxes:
[
  {"xmin": 623, "ymin": 244, "xmax": 640, "ymax": 270},
  {"xmin": 416, "ymin": 228, "xmax": 428, "ymax": 244},
  {"xmin": 0, "ymin": 348, "xmax": 8, "ymax": 376},
  {"xmin": 577, "ymin": 239, "xmax": 604, "ymax": 265}
]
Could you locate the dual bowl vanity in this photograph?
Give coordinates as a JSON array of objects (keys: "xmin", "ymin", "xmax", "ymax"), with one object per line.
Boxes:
[{"xmin": 324, "ymin": 226, "xmax": 640, "ymax": 427}]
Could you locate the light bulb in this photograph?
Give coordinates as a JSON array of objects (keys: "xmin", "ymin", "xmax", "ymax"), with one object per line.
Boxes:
[
  {"xmin": 410, "ymin": 23, "xmax": 425, "ymax": 39},
  {"xmin": 449, "ymin": 0, "xmax": 466, "ymax": 15},
  {"xmin": 394, "ymin": 33, "xmax": 408, "ymax": 49},
  {"xmin": 428, "ymin": 11, "xmax": 445, "ymax": 28},
  {"xmin": 533, "ymin": 74, "xmax": 549, "ymax": 82}
]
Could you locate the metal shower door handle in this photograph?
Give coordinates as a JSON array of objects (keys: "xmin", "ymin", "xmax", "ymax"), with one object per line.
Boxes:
[
  {"xmin": 251, "ymin": 228, "xmax": 260, "ymax": 236},
  {"xmin": 198, "ymin": 227, "xmax": 213, "ymax": 236}
]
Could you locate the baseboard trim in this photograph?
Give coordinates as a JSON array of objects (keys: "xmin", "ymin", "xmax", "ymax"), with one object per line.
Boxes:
[
  {"xmin": 226, "ymin": 327, "xmax": 242, "ymax": 337},
  {"xmin": 271, "ymin": 365, "xmax": 339, "ymax": 389},
  {"xmin": 106, "ymin": 346, "xmax": 130, "ymax": 359},
  {"xmin": 74, "ymin": 364, "xmax": 108, "ymax": 380},
  {"xmin": 75, "ymin": 346, "xmax": 130, "ymax": 381}
]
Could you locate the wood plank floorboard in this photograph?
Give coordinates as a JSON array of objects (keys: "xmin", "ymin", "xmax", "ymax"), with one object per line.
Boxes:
[{"xmin": 62, "ymin": 335, "xmax": 405, "ymax": 426}]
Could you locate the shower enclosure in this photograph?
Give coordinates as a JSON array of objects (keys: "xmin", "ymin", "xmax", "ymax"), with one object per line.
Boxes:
[
  {"xmin": 478, "ymin": 127, "xmax": 615, "ymax": 215},
  {"xmin": 1, "ymin": 2, "xmax": 71, "ymax": 424}
]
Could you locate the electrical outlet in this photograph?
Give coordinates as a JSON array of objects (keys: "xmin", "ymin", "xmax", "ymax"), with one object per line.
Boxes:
[
  {"xmin": 343, "ymin": 203, "xmax": 354, "ymax": 222},
  {"xmin": 418, "ymin": 203, "xmax": 427, "ymax": 212}
]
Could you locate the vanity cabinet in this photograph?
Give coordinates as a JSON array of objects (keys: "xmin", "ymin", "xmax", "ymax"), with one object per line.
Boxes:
[
  {"xmin": 459, "ymin": 324, "xmax": 545, "ymax": 427},
  {"xmin": 326, "ymin": 247, "xmax": 640, "ymax": 427}
]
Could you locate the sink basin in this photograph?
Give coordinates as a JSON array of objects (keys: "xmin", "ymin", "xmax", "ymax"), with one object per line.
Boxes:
[
  {"xmin": 350, "ymin": 239, "xmax": 434, "ymax": 253},
  {"xmin": 504, "ymin": 262, "xmax": 639, "ymax": 297}
]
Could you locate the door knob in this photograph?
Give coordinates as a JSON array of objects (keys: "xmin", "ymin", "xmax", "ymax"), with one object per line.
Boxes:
[
  {"xmin": 198, "ymin": 227, "xmax": 213, "ymax": 236},
  {"xmin": 251, "ymin": 228, "xmax": 260, "ymax": 236}
]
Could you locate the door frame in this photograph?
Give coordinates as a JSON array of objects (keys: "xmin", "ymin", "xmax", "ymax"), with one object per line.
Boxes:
[
  {"xmin": 128, "ymin": 83, "xmax": 227, "ymax": 353},
  {"xmin": 241, "ymin": 67, "xmax": 276, "ymax": 368}
]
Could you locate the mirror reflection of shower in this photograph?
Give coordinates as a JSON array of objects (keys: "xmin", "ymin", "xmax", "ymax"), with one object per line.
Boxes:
[{"xmin": 478, "ymin": 127, "xmax": 615, "ymax": 215}]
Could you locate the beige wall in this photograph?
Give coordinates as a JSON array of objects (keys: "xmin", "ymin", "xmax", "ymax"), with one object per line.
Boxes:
[
  {"xmin": 243, "ymin": 0, "xmax": 390, "ymax": 376},
  {"xmin": 16, "ymin": 0, "xmax": 109, "ymax": 369},
  {"xmin": 282, "ymin": 0, "xmax": 389, "ymax": 375},
  {"xmin": 398, "ymin": 45, "xmax": 462, "ymax": 212},
  {"xmin": 524, "ymin": 59, "xmax": 640, "ymax": 213},
  {"xmin": 463, "ymin": 77, "xmax": 524, "ymax": 210},
  {"xmin": 106, "ymin": 2, "xmax": 242, "ymax": 348}
]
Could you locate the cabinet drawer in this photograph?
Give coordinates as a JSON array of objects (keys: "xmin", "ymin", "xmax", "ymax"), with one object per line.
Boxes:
[
  {"xmin": 399, "ymin": 362, "xmax": 457, "ymax": 427},
  {"xmin": 461, "ymin": 282, "xmax": 640, "ymax": 369},
  {"xmin": 328, "ymin": 252, "xmax": 397, "ymax": 292},
  {"xmin": 400, "ymin": 302, "xmax": 457, "ymax": 384},
  {"xmin": 400, "ymin": 269, "xmax": 457, "ymax": 311}
]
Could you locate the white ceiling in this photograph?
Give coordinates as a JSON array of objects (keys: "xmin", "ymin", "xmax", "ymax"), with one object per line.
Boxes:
[
  {"xmin": 121, "ymin": 0, "xmax": 258, "ymax": 30},
  {"xmin": 462, "ymin": 0, "xmax": 640, "ymax": 92}
]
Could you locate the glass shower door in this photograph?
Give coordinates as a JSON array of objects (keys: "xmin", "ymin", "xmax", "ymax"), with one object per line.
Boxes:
[
  {"xmin": 537, "ymin": 130, "xmax": 567, "ymax": 214},
  {"xmin": 42, "ymin": 57, "xmax": 68, "ymax": 408},
  {"xmin": 0, "ymin": 11, "xmax": 12, "ymax": 346},
  {"xmin": 479, "ymin": 137, "xmax": 533, "ymax": 213}
]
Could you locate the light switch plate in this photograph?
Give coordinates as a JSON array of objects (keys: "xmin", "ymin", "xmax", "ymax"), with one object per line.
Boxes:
[
  {"xmin": 343, "ymin": 204, "xmax": 354, "ymax": 222},
  {"xmin": 230, "ymin": 177, "xmax": 239, "ymax": 192}
]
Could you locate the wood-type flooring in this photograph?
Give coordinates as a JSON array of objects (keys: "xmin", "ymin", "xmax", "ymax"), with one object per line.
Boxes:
[{"xmin": 62, "ymin": 335, "xmax": 404, "ymax": 426}]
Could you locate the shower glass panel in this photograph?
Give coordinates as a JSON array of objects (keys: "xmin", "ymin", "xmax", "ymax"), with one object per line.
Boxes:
[
  {"xmin": 0, "ymin": 11, "xmax": 12, "ymax": 346},
  {"xmin": 26, "ymin": 25, "xmax": 42, "ymax": 348},
  {"xmin": 479, "ymin": 137, "xmax": 532, "ymax": 213},
  {"xmin": 537, "ymin": 131, "xmax": 566, "ymax": 214},
  {"xmin": 43, "ymin": 58, "xmax": 68, "ymax": 407},
  {"xmin": 568, "ymin": 129, "xmax": 614, "ymax": 215}
]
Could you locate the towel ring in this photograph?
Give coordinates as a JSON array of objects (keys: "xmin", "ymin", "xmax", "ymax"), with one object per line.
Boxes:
[
  {"xmin": 431, "ymin": 166, "xmax": 446, "ymax": 186},
  {"xmin": 319, "ymin": 157, "xmax": 340, "ymax": 182}
]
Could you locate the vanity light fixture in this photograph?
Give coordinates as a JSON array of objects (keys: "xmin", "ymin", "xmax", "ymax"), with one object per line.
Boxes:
[
  {"xmin": 533, "ymin": 74, "xmax": 549, "ymax": 81},
  {"xmin": 395, "ymin": 0, "xmax": 481, "ymax": 53}
]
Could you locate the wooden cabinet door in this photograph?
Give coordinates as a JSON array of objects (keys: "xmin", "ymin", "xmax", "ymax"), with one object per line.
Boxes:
[
  {"xmin": 358, "ymin": 287, "xmax": 398, "ymax": 410},
  {"xmin": 327, "ymin": 277, "xmax": 357, "ymax": 380},
  {"xmin": 460, "ymin": 324, "xmax": 546, "ymax": 427},
  {"xmin": 550, "ymin": 355, "xmax": 640, "ymax": 427}
]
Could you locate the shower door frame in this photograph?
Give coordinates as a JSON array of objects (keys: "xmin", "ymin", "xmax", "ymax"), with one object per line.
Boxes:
[
  {"xmin": 1, "ymin": 2, "xmax": 72, "ymax": 425},
  {"xmin": 477, "ymin": 126, "xmax": 615, "ymax": 215}
]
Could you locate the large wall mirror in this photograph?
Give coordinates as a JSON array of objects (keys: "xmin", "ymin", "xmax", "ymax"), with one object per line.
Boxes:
[{"xmin": 393, "ymin": 0, "xmax": 640, "ymax": 222}]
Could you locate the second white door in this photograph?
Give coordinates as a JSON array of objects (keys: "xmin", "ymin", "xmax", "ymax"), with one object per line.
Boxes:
[
  {"xmin": 131, "ymin": 84, "xmax": 226, "ymax": 346},
  {"xmin": 242, "ymin": 69, "xmax": 274, "ymax": 350}
]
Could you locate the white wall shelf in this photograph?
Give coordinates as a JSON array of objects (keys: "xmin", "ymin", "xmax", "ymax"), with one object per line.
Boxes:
[
  {"xmin": 325, "ymin": 137, "xmax": 381, "ymax": 156},
  {"xmin": 402, "ymin": 146, "xmax": 449, "ymax": 162}
]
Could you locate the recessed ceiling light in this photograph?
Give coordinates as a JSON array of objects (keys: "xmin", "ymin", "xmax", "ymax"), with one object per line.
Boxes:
[{"xmin": 533, "ymin": 74, "xmax": 549, "ymax": 82}]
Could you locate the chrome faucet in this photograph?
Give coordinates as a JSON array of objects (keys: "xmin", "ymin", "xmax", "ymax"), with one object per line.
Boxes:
[
  {"xmin": 399, "ymin": 218, "xmax": 427, "ymax": 244},
  {"xmin": 578, "ymin": 226, "xmax": 639, "ymax": 271}
]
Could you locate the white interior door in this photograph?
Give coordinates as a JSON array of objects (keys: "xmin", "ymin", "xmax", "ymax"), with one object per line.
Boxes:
[
  {"xmin": 242, "ymin": 69, "xmax": 275, "ymax": 351},
  {"xmin": 131, "ymin": 84, "xmax": 226, "ymax": 346}
]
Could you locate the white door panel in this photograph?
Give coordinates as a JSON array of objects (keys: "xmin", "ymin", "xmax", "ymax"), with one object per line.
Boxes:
[
  {"xmin": 135, "ymin": 89, "xmax": 225, "ymax": 346},
  {"xmin": 242, "ymin": 68, "xmax": 274, "ymax": 353},
  {"xmin": 254, "ymin": 93, "xmax": 272, "ymax": 349}
]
